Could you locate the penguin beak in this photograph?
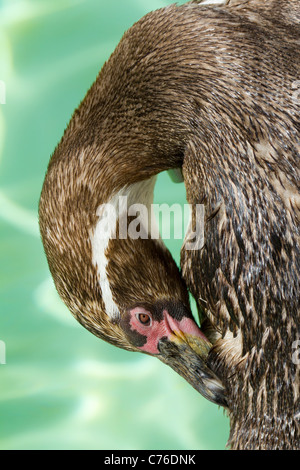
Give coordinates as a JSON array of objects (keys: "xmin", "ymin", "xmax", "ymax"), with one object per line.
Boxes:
[{"xmin": 157, "ymin": 314, "xmax": 227, "ymax": 407}]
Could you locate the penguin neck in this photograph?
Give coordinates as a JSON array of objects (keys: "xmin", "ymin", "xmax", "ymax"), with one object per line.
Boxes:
[{"xmin": 81, "ymin": 141, "xmax": 174, "ymax": 321}]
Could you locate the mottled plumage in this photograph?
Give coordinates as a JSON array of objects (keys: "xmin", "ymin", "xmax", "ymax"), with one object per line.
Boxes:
[{"xmin": 39, "ymin": 0, "xmax": 299, "ymax": 449}]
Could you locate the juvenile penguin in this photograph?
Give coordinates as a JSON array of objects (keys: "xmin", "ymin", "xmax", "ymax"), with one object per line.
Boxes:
[{"xmin": 39, "ymin": 0, "xmax": 300, "ymax": 449}]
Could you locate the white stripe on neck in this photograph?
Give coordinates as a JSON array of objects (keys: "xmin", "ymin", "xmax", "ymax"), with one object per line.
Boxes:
[{"xmin": 90, "ymin": 176, "xmax": 158, "ymax": 320}]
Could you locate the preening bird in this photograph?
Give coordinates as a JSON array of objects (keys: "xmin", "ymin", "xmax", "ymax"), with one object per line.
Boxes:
[{"xmin": 39, "ymin": 0, "xmax": 300, "ymax": 450}]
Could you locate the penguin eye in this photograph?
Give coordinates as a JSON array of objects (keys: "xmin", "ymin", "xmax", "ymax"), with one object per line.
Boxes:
[{"xmin": 136, "ymin": 313, "xmax": 151, "ymax": 326}]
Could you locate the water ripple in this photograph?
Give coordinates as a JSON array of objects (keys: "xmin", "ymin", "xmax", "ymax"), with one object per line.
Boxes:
[{"xmin": 0, "ymin": 190, "xmax": 39, "ymax": 236}]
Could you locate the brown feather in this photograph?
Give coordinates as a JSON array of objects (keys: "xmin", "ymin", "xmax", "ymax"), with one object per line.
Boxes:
[{"xmin": 39, "ymin": 0, "xmax": 300, "ymax": 449}]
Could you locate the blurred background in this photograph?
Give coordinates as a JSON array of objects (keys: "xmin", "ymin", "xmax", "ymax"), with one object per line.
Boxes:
[{"xmin": 0, "ymin": 0, "xmax": 229, "ymax": 450}]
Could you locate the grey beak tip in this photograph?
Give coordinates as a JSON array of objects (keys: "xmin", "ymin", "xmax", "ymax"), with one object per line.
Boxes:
[{"xmin": 158, "ymin": 337, "xmax": 228, "ymax": 408}]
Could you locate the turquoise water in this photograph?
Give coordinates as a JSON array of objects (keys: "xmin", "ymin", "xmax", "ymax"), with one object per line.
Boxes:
[{"xmin": 0, "ymin": 0, "xmax": 229, "ymax": 450}]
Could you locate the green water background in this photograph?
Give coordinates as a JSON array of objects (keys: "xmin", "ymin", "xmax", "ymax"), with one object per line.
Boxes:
[{"xmin": 0, "ymin": 0, "xmax": 229, "ymax": 450}]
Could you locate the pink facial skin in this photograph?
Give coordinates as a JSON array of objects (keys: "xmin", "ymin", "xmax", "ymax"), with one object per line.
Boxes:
[{"xmin": 129, "ymin": 306, "xmax": 208, "ymax": 354}]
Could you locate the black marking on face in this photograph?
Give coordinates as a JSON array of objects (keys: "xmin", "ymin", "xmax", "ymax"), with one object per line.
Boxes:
[
  {"xmin": 119, "ymin": 310, "xmax": 147, "ymax": 347},
  {"xmin": 119, "ymin": 299, "xmax": 193, "ymax": 350},
  {"xmin": 137, "ymin": 300, "xmax": 191, "ymax": 323}
]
